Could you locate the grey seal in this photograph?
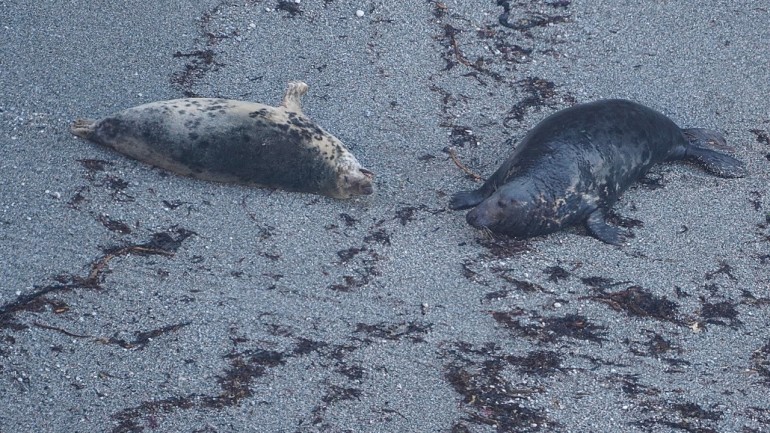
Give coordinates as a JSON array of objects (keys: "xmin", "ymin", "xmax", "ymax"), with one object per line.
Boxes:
[
  {"xmin": 450, "ymin": 99, "xmax": 747, "ymax": 244},
  {"xmin": 71, "ymin": 81, "xmax": 374, "ymax": 198}
]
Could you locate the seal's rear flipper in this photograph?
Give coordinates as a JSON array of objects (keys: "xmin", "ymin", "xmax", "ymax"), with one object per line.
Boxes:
[
  {"xmin": 682, "ymin": 128, "xmax": 747, "ymax": 178},
  {"xmin": 281, "ymin": 81, "xmax": 309, "ymax": 112},
  {"xmin": 682, "ymin": 128, "xmax": 728, "ymax": 149},
  {"xmin": 450, "ymin": 189, "xmax": 485, "ymax": 210},
  {"xmin": 586, "ymin": 208, "xmax": 625, "ymax": 245},
  {"xmin": 70, "ymin": 119, "xmax": 96, "ymax": 139},
  {"xmin": 685, "ymin": 147, "xmax": 747, "ymax": 178}
]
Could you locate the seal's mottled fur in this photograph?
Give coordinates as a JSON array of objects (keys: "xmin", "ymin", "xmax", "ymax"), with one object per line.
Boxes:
[
  {"xmin": 71, "ymin": 82, "xmax": 373, "ymax": 198},
  {"xmin": 451, "ymin": 99, "xmax": 746, "ymax": 244}
]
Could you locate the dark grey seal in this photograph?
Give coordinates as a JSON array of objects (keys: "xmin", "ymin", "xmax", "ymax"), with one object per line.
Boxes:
[
  {"xmin": 450, "ymin": 99, "xmax": 747, "ymax": 244},
  {"xmin": 70, "ymin": 82, "xmax": 374, "ymax": 199}
]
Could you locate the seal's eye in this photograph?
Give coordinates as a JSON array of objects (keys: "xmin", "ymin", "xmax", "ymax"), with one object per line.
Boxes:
[{"xmin": 497, "ymin": 199, "xmax": 506, "ymax": 208}]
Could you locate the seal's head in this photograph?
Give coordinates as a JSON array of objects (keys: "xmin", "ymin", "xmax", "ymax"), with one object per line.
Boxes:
[
  {"xmin": 283, "ymin": 116, "xmax": 374, "ymax": 199},
  {"xmin": 467, "ymin": 191, "xmax": 528, "ymax": 234},
  {"xmin": 335, "ymin": 160, "xmax": 374, "ymax": 198},
  {"xmin": 319, "ymin": 132, "xmax": 373, "ymax": 198},
  {"xmin": 465, "ymin": 180, "xmax": 549, "ymax": 237}
]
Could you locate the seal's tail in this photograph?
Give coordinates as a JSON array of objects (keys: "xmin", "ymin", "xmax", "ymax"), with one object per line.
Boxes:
[
  {"xmin": 70, "ymin": 119, "xmax": 96, "ymax": 139},
  {"xmin": 682, "ymin": 128, "xmax": 747, "ymax": 178}
]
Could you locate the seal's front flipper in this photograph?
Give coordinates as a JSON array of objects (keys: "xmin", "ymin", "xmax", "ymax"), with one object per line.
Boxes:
[
  {"xmin": 450, "ymin": 189, "xmax": 486, "ymax": 210},
  {"xmin": 682, "ymin": 128, "xmax": 747, "ymax": 178},
  {"xmin": 281, "ymin": 81, "xmax": 309, "ymax": 112},
  {"xmin": 585, "ymin": 208, "xmax": 625, "ymax": 245}
]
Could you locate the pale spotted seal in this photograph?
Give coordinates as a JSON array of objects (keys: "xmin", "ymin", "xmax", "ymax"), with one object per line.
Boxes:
[
  {"xmin": 71, "ymin": 82, "xmax": 374, "ymax": 198},
  {"xmin": 450, "ymin": 99, "xmax": 747, "ymax": 244}
]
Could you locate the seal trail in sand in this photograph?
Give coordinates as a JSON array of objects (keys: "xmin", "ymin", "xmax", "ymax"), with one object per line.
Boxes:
[
  {"xmin": 450, "ymin": 99, "xmax": 746, "ymax": 245},
  {"xmin": 71, "ymin": 81, "xmax": 374, "ymax": 199}
]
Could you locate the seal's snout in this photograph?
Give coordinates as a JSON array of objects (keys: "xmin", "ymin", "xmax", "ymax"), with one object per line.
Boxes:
[
  {"xmin": 358, "ymin": 168, "xmax": 375, "ymax": 195},
  {"xmin": 466, "ymin": 206, "xmax": 492, "ymax": 229},
  {"xmin": 359, "ymin": 184, "xmax": 374, "ymax": 195},
  {"xmin": 340, "ymin": 168, "xmax": 374, "ymax": 197},
  {"xmin": 466, "ymin": 210, "xmax": 481, "ymax": 228}
]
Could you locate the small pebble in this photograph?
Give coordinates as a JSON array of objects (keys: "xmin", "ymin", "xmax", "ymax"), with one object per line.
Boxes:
[{"xmin": 356, "ymin": 10, "xmax": 364, "ymax": 17}]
